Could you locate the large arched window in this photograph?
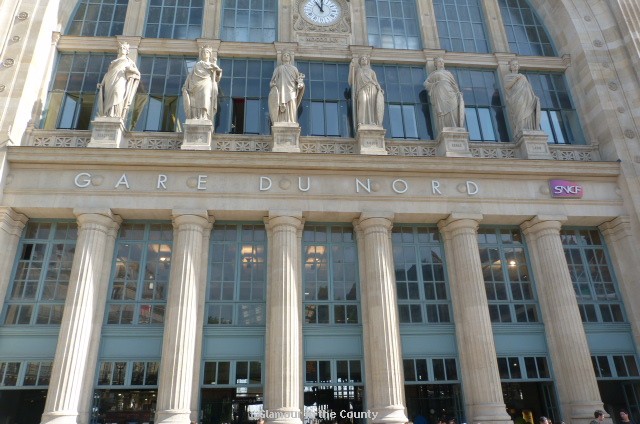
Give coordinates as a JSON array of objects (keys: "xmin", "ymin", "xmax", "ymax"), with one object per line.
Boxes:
[
  {"xmin": 220, "ymin": 0, "xmax": 277, "ymax": 43},
  {"xmin": 132, "ymin": 56, "xmax": 193, "ymax": 132},
  {"xmin": 297, "ymin": 62, "xmax": 352, "ymax": 138},
  {"xmin": 42, "ymin": 53, "xmax": 114, "ymax": 130},
  {"xmin": 499, "ymin": 0, "xmax": 555, "ymax": 56},
  {"xmin": 144, "ymin": 0, "xmax": 203, "ymax": 39},
  {"xmin": 373, "ymin": 65, "xmax": 432, "ymax": 140},
  {"xmin": 365, "ymin": 0, "xmax": 422, "ymax": 50},
  {"xmin": 433, "ymin": 0, "xmax": 490, "ymax": 53},
  {"xmin": 66, "ymin": 0, "xmax": 128, "ymax": 37}
]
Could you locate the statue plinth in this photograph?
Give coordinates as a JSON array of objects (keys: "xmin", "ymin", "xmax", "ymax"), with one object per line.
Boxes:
[
  {"xmin": 88, "ymin": 117, "xmax": 127, "ymax": 148},
  {"xmin": 271, "ymin": 122, "xmax": 301, "ymax": 153},
  {"xmin": 436, "ymin": 127, "xmax": 472, "ymax": 157},
  {"xmin": 356, "ymin": 125, "xmax": 387, "ymax": 155},
  {"xmin": 514, "ymin": 130, "xmax": 552, "ymax": 159},
  {"xmin": 182, "ymin": 119, "xmax": 213, "ymax": 150}
]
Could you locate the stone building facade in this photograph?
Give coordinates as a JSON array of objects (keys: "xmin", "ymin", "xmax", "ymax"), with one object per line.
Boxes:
[{"xmin": 0, "ymin": 1, "xmax": 639, "ymax": 424}]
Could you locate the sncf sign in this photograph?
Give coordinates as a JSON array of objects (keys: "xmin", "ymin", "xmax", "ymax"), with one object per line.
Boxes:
[{"xmin": 549, "ymin": 179, "xmax": 584, "ymax": 198}]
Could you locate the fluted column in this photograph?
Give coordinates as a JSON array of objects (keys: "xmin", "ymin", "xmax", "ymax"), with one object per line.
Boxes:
[
  {"xmin": 0, "ymin": 207, "xmax": 28, "ymax": 306},
  {"xmin": 600, "ymin": 217, "xmax": 640, "ymax": 351},
  {"xmin": 521, "ymin": 217, "xmax": 604, "ymax": 424},
  {"xmin": 41, "ymin": 209, "xmax": 121, "ymax": 424},
  {"xmin": 156, "ymin": 211, "xmax": 212, "ymax": 424},
  {"xmin": 354, "ymin": 213, "xmax": 407, "ymax": 424},
  {"xmin": 437, "ymin": 214, "xmax": 511, "ymax": 424},
  {"xmin": 190, "ymin": 220, "xmax": 213, "ymax": 423},
  {"xmin": 264, "ymin": 212, "xmax": 304, "ymax": 424}
]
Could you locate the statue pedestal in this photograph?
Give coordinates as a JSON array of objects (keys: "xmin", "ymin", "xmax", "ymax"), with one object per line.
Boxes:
[
  {"xmin": 271, "ymin": 122, "xmax": 301, "ymax": 153},
  {"xmin": 436, "ymin": 127, "xmax": 472, "ymax": 157},
  {"xmin": 182, "ymin": 119, "xmax": 213, "ymax": 150},
  {"xmin": 514, "ymin": 130, "xmax": 552, "ymax": 159},
  {"xmin": 356, "ymin": 125, "xmax": 387, "ymax": 155},
  {"xmin": 88, "ymin": 117, "xmax": 127, "ymax": 148}
]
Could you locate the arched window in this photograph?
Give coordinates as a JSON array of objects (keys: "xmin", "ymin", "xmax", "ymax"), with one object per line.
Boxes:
[
  {"xmin": 297, "ymin": 62, "xmax": 352, "ymax": 138},
  {"xmin": 524, "ymin": 72, "xmax": 584, "ymax": 144},
  {"xmin": 42, "ymin": 53, "xmax": 114, "ymax": 130},
  {"xmin": 144, "ymin": 0, "xmax": 203, "ymax": 39},
  {"xmin": 499, "ymin": 0, "xmax": 555, "ymax": 56},
  {"xmin": 66, "ymin": 0, "xmax": 128, "ymax": 37},
  {"xmin": 433, "ymin": 0, "xmax": 490, "ymax": 53},
  {"xmin": 373, "ymin": 65, "xmax": 432, "ymax": 140},
  {"xmin": 216, "ymin": 58, "xmax": 274, "ymax": 135},
  {"xmin": 365, "ymin": 0, "xmax": 422, "ymax": 50},
  {"xmin": 220, "ymin": 0, "xmax": 277, "ymax": 43},
  {"xmin": 132, "ymin": 56, "xmax": 193, "ymax": 132},
  {"xmin": 447, "ymin": 68, "xmax": 509, "ymax": 142}
]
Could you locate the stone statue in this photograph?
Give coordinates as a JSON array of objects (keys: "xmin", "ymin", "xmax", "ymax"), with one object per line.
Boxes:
[
  {"xmin": 268, "ymin": 51, "xmax": 305, "ymax": 124},
  {"xmin": 182, "ymin": 46, "xmax": 223, "ymax": 121},
  {"xmin": 349, "ymin": 55, "xmax": 384, "ymax": 127},
  {"xmin": 424, "ymin": 57, "xmax": 465, "ymax": 134},
  {"xmin": 504, "ymin": 59, "xmax": 541, "ymax": 134},
  {"xmin": 97, "ymin": 42, "xmax": 140, "ymax": 119}
]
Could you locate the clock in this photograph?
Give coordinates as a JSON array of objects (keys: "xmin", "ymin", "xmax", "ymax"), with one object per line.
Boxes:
[{"xmin": 301, "ymin": 0, "xmax": 342, "ymax": 26}]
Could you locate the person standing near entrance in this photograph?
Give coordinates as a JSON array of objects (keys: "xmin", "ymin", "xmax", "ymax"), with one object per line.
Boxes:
[
  {"xmin": 619, "ymin": 409, "xmax": 636, "ymax": 424},
  {"xmin": 590, "ymin": 410, "xmax": 606, "ymax": 424}
]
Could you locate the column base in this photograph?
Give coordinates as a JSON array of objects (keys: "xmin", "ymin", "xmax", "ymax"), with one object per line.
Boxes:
[
  {"xmin": 182, "ymin": 118, "xmax": 213, "ymax": 150},
  {"xmin": 156, "ymin": 409, "xmax": 192, "ymax": 424},
  {"xmin": 41, "ymin": 411, "xmax": 79, "ymax": 424},
  {"xmin": 435, "ymin": 127, "xmax": 472, "ymax": 157},
  {"xmin": 468, "ymin": 402, "xmax": 513, "ymax": 424},
  {"xmin": 564, "ymin": 401, "xmax": 609, "ymax": 424},
  {"xmin": 356, "ymin": 124, "xmax": 387, "ymax": 155},
  {"xmin": 271, "ymin": 122, "xmax": 301, "ymax": 152},
  {"xmin": 514, "ymin": 130, "xmax": 552, "ymax": 159},
  {"xmin": 368, "ymin": 405, "xmax": 408, "ymax": 424},
  {"xmin": 88, "ymin": 117, "xmax": 127, "ymax": 148}
]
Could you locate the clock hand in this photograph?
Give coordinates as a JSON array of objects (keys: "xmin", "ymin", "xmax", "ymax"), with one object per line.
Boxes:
[
  {"xmin": 319, "ymin": 0, "xmax": 324, "ymax": 12},
  {"xmin": 315, "ymin": 0, "xmax": 322, "ymax": 11}
]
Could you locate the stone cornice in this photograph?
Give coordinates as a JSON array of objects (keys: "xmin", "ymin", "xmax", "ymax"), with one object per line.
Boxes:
[
  {"xmin": 53, "ymin": 36, "xmax": 570, "ymax": 71},
  {"xmin": 6, "ymin": 146, "xmax": 620, "ymax": 179}
]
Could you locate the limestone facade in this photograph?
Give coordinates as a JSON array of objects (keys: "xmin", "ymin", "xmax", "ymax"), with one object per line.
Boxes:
[{"xmin": 0, "ymin": 1, "xmax": 639, "ymax": 424}]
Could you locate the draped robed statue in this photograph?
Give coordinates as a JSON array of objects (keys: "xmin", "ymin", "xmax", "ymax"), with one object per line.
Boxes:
[
  {"xmin": 268, "ymin": 51, "xmax": 305, "ymax": 124},
  {"xmin": 424, "ymin": 57, "xmax": 465, "ymax": 134},
  {"xmin": 504, "ymin": 59, "xmax": 541, "ymax": 134},
  {"xmin": 182, "ymin": 46, "xmax": 223, "ymax": 121},
  {"xmin": 349, "ymin": 55, "xmax": 384, "ymax": 128},
  {"xmin": 97, "ymin": 42, "xmax": 140, "ymax": 119}
]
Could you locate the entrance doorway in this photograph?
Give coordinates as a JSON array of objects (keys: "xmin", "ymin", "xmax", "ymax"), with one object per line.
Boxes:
[
  {"xmin": 405, "ymin": 384, "xmax": 464, "ymax": 424},
  {"xmin": 502, "ymin": 382, "xmax": 559, "ymax": 424},
  {"xmin": 201, "ymin": 388, "xmax": 263, "ymax": 424},
  {"xmin": 0, "ymin": 390, "xmax": 47, "ymax": 424},
  {"xmin": 303, "ymin": 385, "xmax": 365, "ymax": 424}
]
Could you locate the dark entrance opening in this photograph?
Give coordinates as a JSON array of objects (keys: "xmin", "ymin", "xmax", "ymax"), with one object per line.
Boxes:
[
  {"xmin": 502, "ymin": 382, "xmax": 559, "ymax": 424},
  {"xmin": 405, "ymin": 384, "xmax": 464, "ymax": 424},
  {"xmin": 0, "ymin": 390, "xmax": 47, "ymax": 424},
  {"xmin": 92, "ymin": 389, "xmax": 157, "ymax": 424},
  {"xmin": 201, "ymin": 388, "xmax": 263, "ymax": 424},
  {"xmin": 303, "ymin": 385, "xmax": 365, "ymax": 424}
]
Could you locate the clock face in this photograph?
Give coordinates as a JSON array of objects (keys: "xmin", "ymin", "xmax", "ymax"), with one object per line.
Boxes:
[{"xmin": 302, "ymin": 0, "xmax": 342, "ymax": 26}]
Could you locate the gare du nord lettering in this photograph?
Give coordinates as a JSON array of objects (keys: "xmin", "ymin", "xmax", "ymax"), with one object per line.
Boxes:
[{"xmin": 73, "ymin": 172, "xmax": 481, "ymax": 196}]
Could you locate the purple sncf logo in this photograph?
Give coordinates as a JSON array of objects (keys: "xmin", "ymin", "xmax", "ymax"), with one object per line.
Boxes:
[{"xmin": 549, "ymin": 179, "xmax": 584, "ymax": 198}]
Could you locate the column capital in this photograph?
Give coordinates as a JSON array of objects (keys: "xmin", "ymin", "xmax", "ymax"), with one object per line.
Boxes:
[
  {"xmin": 74, "ymin": 208, "xmax": 122, "ymax": 230},
  {"xmin": 437, "ymin": 212, "xmax": 482, "ymax": 235},
  {"xmin": 265, "ymin": 211, "xmax": 304, "ymax": 231},
  {"xmin": 520, "ymin": 215, "xmax": 567, "ymax": 238},
  {"xmin": 172, "ymin": 210, "xmax": 213, "ymax": 229},
  {"xmin": 599, "ymin": 216, "xmax": 631, "ymax": 241},
  {"xmin": 0, "ymin": 207, "xmax": 28, "ymax": 237},
  {"xmin": 354, "ymin": 212, "xmax": 394, "ymax": 233}
]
